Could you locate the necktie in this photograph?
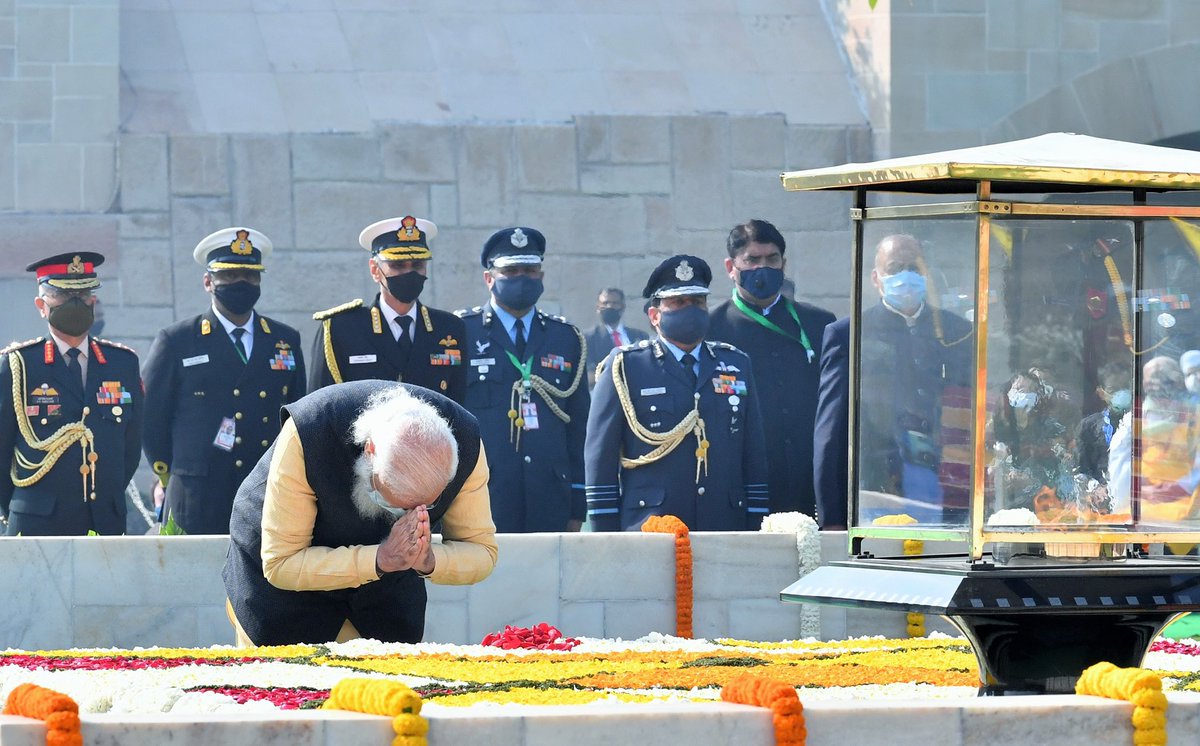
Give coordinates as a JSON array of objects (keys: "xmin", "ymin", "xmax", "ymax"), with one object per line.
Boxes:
[
  {"xmin": 681, "ymin": 352, "xmax": 698, "ymax": 390},
  {"xmin": 611, "ymin": 328, "xmax": 623, "ymax": 347},
  {"xmin": 65, "ymin": 348, "xmax": 84, "ymax": 394},
  {"xmin": 397, "ymin": 316, "xmax": 413, "ymax": 359},
  {"xmin": 232, "ymin": 328, "xmax": 248, "ymax": 364},
  {"xmin": 514, "ymin": 318, "xmax": 527, "ymax": 360}
]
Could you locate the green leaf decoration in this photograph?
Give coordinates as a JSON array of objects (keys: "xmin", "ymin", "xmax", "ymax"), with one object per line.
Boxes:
[{"xmin": 160, "ymin": 511, "xmax": 187, "ymax": 536}]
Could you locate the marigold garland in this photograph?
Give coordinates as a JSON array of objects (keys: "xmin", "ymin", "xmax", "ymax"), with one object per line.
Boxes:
[
  {"xmin": 323, "ymin": 678, "xmax": 427, "ymax": 746},
  {"xmin": 2, "ymin": 682, "xmax": 82, "ymax": 746},
  {"xmin": 1076, "ymin": 662, "xmax": 1167, "ymax": 746},
  {"xmin": 902, "ymin": 539, "xmax": 925, "ymax": 638},
  {"xmin": 721, "ymin": 674, "xmax": 806, "ymax": 746},
  {"xmin": 641, "ymin": 514, "xmax": 693, "ymax": 638}
]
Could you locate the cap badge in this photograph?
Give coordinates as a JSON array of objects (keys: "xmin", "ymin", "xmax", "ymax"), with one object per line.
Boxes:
[
  {"xmin": 510, "ymin": 228, "xmax": 528, "ymax": 248},
  {"xmin": 231, "ymin": 230, "xmax": 253, "ymax": 256},
  {"xmin": 68, "ymin": 256, "xmax": 84, "ymax": 275},
  {"xmin": 675, "ymin": 259, "xmax": 694, "ymax": 282},
  {"xmin": 397, "ymin": 215, "xmax": 423, "ymax": 243}
]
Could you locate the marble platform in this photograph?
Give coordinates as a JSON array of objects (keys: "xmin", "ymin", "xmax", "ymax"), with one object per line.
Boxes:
[
  {"xmin": 0, "ymin": 532, "xmax": 960, "ymax": 649},
  {"xmin": 2, "ymin": 694, "xmax": 1199, "ymax": 746}
]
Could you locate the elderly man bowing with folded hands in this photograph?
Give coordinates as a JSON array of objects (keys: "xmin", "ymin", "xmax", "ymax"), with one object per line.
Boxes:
[{"xmin": 223, "ymin": 379, "xmax": 497, "ymax": 646}]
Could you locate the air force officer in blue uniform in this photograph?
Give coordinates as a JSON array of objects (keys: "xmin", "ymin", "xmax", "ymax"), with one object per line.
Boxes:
[
  {"xmin": 585, "ymin": 255, "xmax": 769, "ymax": 531},
  {"xmin": 456, "ymin": 228, "xmax": 590, "ymax": 533}
]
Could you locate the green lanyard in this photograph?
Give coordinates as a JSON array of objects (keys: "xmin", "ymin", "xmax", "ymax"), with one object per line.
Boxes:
[
  {"xmin": 731, "ymin": 291, "xmax": 814, "ymax": 363},
  {"xmin": 505, "ymin": 349, "xmax": 533, "ymax": 384}
]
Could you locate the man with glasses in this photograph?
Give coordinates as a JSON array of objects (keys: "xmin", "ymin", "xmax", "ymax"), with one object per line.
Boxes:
[
  {"xmin": 456, "ymin": 227, "xmax": 589, "ymax": 533},
  {"xmin": 141, "ymin": 228, "xmax": 306, "ymax": 534},
  {"xmin": 585, "ymin": 255, "xmax": 769, "ymax": 531},
  {"xmin": 813, "ymin": 234, "xmax": 972, "ymax": 529},
  {"xmin": 309, "ymin": 215, "xmax": 467, "ymax": 403},
  {"xmin": 708, "ymin": 219, "xmax": 835, "ymax": 518},
  {"xmin": 586, "ymin": 287, "xmax": 650, "ymax": 389},
  {"xmin": 0, "ymin": 252, "xmax": 143, "ymax": 535}
]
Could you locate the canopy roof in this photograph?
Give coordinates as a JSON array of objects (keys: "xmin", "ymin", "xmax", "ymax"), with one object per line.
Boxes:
[{"xmin": 780, "ymin": 133, "xmax": 1200, "ymax": 194}]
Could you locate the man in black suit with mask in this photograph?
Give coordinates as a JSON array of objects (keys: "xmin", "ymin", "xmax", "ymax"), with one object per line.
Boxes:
[
  {"xmin": 142, "ymin": 227, "xmax": 306, "ymax": 534},
  {"xmin": 586, "ymin": 287, "xmax": 649, "ymax": 389},
  {"xmin": 309, "ymin": 215, "xmax": 467, "ymax": 404}
]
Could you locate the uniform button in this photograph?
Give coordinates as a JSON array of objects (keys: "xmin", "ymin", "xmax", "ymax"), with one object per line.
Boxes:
[
  {"xmin": 234, "ymin": 437, "xmax": 242, "ymax": 445},
  {"xmin": 235, "ymin": 460, "xmax": 243, "ymax": 468},
  {"xmin": 731, "ymin": 406, "xmax": 738, "ymax": 412},
  {"xmin": 638, "ymin": 500, "xmax": 646, "ymax": 507},
  {"xmin": 115, "ymin": 417, "xmax": 122, "ymax": 423},
  {"xmin": 262, "ymin": 416, "xmax": 269, "ymax": 423},
  {"xmin": 524, "ymin": 456, "xmax": 532, "ymax": 464},
  {"xmin": 738, "ymin": 500, "xmax": 744, "ymax": 507},
  {"xmin": 40, "ymin": 418, "xmax": 47, "ymax": 425},
  {"xmin": 235, "ymin": 412, "xmax": 243, "ymax": 420},
  {"xmin": 82, "ymin": 406, "xmax": 90, "ymax": 416},
  {"xmin": 282, "ymin": 385, "xmax": 288, "ymax": 395},
  {"xmin": 650, "ymin": 405, "xmax": 657, "ymax": 412},
  {"xmin": 259, "ymin": 391, "xmax": 267, "ymax": 398},
  {"xmin": 479, "ymin": 374, "xmax": 486, "ymax": 381},
  {"xmin": 233, "ymin": 389, "xmax": 240, "ymax": 397},
  {"xmin": 697, "ymin": 486, "xmax": 705, "ymax": 496},
  {"xmin": 261, "ymin": 440, "xmax": 269, "ymax": 447}
]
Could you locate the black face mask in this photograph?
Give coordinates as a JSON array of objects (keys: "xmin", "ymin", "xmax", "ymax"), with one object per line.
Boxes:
[
  {"xmin": 212, "ymin": 281, "xmax": 260, "ymax": 316},
  {"xmin": 47, "ymin": 297, "xmax": 94, "ymax": 337},
  {"xmin": 656, "ymin": 305, "xmax": 709, "ymax": 346},
  {"xmin": 492, "ymin": 276, "xmax": 544, "ymax": 311},
  {"xmin": 384, "ymin": 271, "xmax": 426, "ymax": 304},
  {"xmin": 599, "ymin": 308, "xmax": 623, "ymax": 327}
]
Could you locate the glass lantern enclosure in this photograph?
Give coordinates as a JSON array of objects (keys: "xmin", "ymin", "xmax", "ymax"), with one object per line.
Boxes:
[
  {"xmin": 789, "ymin": 135, "xmax": 1200, "ymax": 561},
  {"xmin": 779, "ymin": 134, "xmax": 1200, "ymax": 694}
]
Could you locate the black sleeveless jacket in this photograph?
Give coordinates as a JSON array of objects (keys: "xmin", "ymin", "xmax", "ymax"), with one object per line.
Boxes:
[{"xmin": 223, "ymin": 380, "xmax": 480, "ymax": 645}]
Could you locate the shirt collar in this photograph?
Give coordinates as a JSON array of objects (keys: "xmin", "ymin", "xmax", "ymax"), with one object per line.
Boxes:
[
  {"xmin": 490, "ymin": 300, "xmax": 535, "ymax": 336},
  {"xmin": 604, "ymin": 323, "xmax": 627, "ymax": 335},
  {"xmin": 212, "ymin": 306, "xmax": 255, "ymax": 336},
  {"xmin": 880, "ymin": 299, "xmax": 925, "ymax": 326},
  {"xmin": 48, "ymin": 329, "xmax": 88, "ymax": 359},
  {"xmin": 658, "ymin": 336, "xmax": 703, "ymax": 362},
  {"xmin": 761, "ymin": 295, "xmax": 783, "ymax": 315},
  {"xmin": 378, "ymin": 296, "xmax": 418, "ymax": 326}
]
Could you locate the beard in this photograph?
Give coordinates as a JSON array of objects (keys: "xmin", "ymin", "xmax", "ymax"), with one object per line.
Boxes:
[{"xmin": 349, "ymin": 453, "xmax": 391, "ymax": 520}]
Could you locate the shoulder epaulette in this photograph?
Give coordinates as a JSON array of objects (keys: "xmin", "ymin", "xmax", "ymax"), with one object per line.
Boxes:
[
  {"xmin": 94, "ymin": 338, "xmax": 136, "ymax": 354},
  {"xmin": 707, "ymin": 340, "xmax": 743, "ymax": 354},
  {"xmin": 455, "ymin": 306, "xmax": 483, "ymax": 318},
  {"xmin": 620, "ymin": 339, "xmax": 651, "ymax": 352},
  {"xmin": 313, "ymin": 298, "xmax": 363, "ymax": 321},
  {"xmin": 0, "ymin": 337, "xmax": 42, "ymax": 355}
]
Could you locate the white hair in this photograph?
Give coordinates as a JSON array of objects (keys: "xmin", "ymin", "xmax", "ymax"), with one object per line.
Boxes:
[{"xmin": 351, "ymin": 387, "xmax": 458, "ymax": 509}]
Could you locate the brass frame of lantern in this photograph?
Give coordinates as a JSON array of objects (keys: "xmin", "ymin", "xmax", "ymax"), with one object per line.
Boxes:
[{"xmin": 804, "ymin": 183, "xmax": 1200, "ymax": 560}]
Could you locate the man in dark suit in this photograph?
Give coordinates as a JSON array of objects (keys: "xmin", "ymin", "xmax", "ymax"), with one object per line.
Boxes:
[
  {"xmin": 586, "ymin": 255, "xmax": 769, "ymax": 531},
  {"xmin": 708, "ymin": 219, "xmax": 835, "ymax": 517},
  {"xmin": 585, "ymin": 287, "xmax": 650, "ymax": 388},
  {"xmin": 142, "ymin": 227, "xmax": 306, "ymax": 535},
  {"xmin": 456, "ymin": 227, "xmax": 590, "ymax": 533},
  {"xmin": 813, "ymin": 234, "xmax": 972, "ymax": 529},
  {"xmin": 308, "ymin": 216, "xmax": 467, "ymax": 403},
  {"xmin": 0, "ymin": 252, "xmax": 143, "ymax": 536}
]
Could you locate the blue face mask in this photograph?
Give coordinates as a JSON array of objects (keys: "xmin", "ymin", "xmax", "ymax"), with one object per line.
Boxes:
[
  {"xmin": 492, "ymin": 275, "xmax": 543, "ymax": 311},
  {"xmin": 1110, "ymin": 389, "xmax": 1132, "ymax": 415},
  {"xmin": 368, "ymin": 480, "xmax": 407, "ymax": 519},
  {"xmin": 657, "ymin": 304, "xmax": 709, "ymax": 346},
  {"xmin": 738, "ymin": 266, "xmax": 784, "ymax": 301},
  {"xmin": 880, "ymin": 270, "xmax": 926, "ymax": 313},
  {"xmin": 1007, "ymin": 390, "xmax": 1038, "ymax": 411}
]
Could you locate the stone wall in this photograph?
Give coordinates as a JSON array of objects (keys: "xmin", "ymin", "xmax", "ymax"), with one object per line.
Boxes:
[
  {"xmin": 0, "ymin": 117, "xmax": 868, "ymax": 355},
  {"xmin": 0, "ymin": 0, "xmax": 118, "ymax": 212},
  {"xmin": 825, "ymin": 0, "xmax": 1200, "ymax": 156},
  {"xmin": 0, "ymin": 532, "xmax": 958, "ymax": 649}
]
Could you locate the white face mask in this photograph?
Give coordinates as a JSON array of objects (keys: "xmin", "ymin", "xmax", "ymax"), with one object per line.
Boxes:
[
  {"xmin": 1187, "ymin": 373, "xmax": 1200, "ymax": 395},
  {"xmin": 1007, "ymin": 389, "xmax": 1038, "ymax": 411},
  {"xmin": 367, "ymin": 472, "xmax": 407, "ymax": 519}
]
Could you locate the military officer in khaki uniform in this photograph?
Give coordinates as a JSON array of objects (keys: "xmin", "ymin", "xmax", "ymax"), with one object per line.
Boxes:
[
  {"xmin": 141, "ymin": 228, "xmax": 306, "ymax": 535},
  {"xmin": 308, "ymin": 216, "xmax": 467, "ymax": 403},
  {"xmin": 0, "ymin": 252, "xmax": 143, "ymax": 536}
]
